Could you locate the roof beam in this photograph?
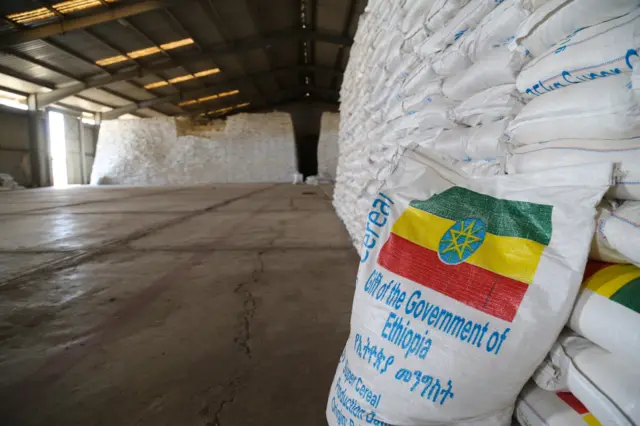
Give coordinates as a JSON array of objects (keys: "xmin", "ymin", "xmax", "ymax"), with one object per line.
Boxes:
[
  {"xmin": 244, "ymin": 0, "xmax": 281, "ymax": 92},
  {"xmin": 32, "ymin": 30, "xmax": 348, "ymax": 107},
  {"xmin": 331, "ymin": 0, "xmax": 357, "ymax": 90},
  {"xmin": 0, "ymin": 0, "xmax": 189, "ymax": 48},
  {"xmin": 100, "ymin": 68, "xmax": 341, "ymax": 119}
]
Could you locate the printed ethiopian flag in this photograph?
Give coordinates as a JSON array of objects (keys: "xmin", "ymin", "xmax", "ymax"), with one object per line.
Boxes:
[
  {"xmin": 378, "ymin": 186, "xmax": 553, "ymax": 322},
  {"xmin": 583, "ymin": 262, "xmax": 640, "ymax": 314},
  {"xmin": 556, "ymin": 392, "xmax": 602, "ymax": 426}
]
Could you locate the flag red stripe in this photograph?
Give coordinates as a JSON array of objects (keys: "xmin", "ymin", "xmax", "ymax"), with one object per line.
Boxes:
[
  {"xmin": 378, "ymin": 233, "xmax": 529, "ymax": 322},
  {"xmin": 556, "ymin": 392, "xmax": 589, "ymax": 415},
  {"xmin": 583, "ymin": 261, "xmax": 613, "ymax": 280}
]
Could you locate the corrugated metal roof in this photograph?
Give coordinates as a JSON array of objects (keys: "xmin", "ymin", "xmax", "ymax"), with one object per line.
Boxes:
[
  {"xmin": 80, "ymin": 87, "xmax": 132, "ymax": 107},
  {"xmin": 0, "ymin": 0, "xmax": 366, "ymax": 116},
  {"xmin": 0, "ymin": 52, "xmax": 71, "ymax": 85},
  {"xmin": 60, "ymin": 95, "xmax": 113, "ymax": 113},
  {"xmin": 103, "ymin": 80, "xmax": 156, "ymax": 101}
]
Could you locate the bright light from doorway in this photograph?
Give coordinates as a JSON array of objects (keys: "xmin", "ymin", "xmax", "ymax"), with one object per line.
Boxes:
[{"xmin": 48, "ymin": 111, "xmax": 68, "ymax": 187}]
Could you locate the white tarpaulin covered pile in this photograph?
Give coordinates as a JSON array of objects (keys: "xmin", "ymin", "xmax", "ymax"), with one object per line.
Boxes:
[{"xmin": 91, "ymin": 113, "xmax": 298, "ymax": 185}]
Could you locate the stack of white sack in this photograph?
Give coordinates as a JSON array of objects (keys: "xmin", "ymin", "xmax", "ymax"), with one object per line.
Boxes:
[
  {"xmin": 503, "ymin": 5, "xmax": 640, "ymax": 423},
  {"xmin": 515, "ymin": 251, "xmax": 640, "ymax": 425},
  {"xmin": 516, "ymin": 382, "xmax": 603, "ymax": 426},
  {"xmin": 332, "ymin": 1, "xmax": 640, "ymax": 425},
  {"xmin": 516, "ymin": 258, "xmax": 640, "ymax": 424},
  {"xmin": 317, "ymin": 112, "xmax": 340, "ymax": 181},
  {"xmin": 334, "ymin": 0, "xmax": 539, "ymax": 251},
  {"xmin": 530, "ymin": 331, "xmax": 640, "ymax": 425},
  {"xmin": 505, "ymin": 2, "xmax": 640, "ymax": 266}
]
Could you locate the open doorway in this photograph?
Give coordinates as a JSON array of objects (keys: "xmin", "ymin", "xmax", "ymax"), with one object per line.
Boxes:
[{"xmin": 48, "ymin": 111, "xmax": 67, "ymax": 187}]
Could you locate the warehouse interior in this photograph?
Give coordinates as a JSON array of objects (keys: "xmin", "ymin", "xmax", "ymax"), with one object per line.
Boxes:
[
  {"xmin": 2, "ymin": 0, "xmax": 640, "ymax": 425},
  {"xmin": 0, "ymin": 0, "xmax": 361, "ymax": 425}
]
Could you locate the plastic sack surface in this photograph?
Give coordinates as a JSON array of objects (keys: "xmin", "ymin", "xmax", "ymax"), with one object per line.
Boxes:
[
  {"xmin": 568, "ymin": 261, "xmax": 640, "ymax": 366},
  {"xmin": 516, "ymin": 8, "xmax": 640, "ymax": 97},
  {"xmin": 533, "ymin": 332, "xmax": 640, "ymax": 425},
  {"xmin": 426, "ymin": 0, "xmax": 472, "ymax": 32},
  {"xmin": 506, "ymin": 138, "xmax": 640, "ymax": 201},
  {"xmin": 591, "ymin": 201, "xmax": 640, "ymax": 266},
  {"xmin": 418, "ymin": 0, "xmax": 501, "ymax": 57},
  {"xmin": 513, "ymin": 0, "xmax": 639, "ymax": 58},
  {"xmin": 454, "ymin": 84, "xmax": 524, "ymax": 126},
  {"xmin": 423, "ymin": 119, "xmax": 509, "ymax": 161},
  {"xmin": 590, "ymin": 201, "xmax": 640, "ymax": 264},
  {"xmin": 443, "ymin": 49, "xmax": 530, "ymax": 101},
  {"xmin": 461, "ymin": 0, "xmax": 531, "ymax": 62},
  {"xmin": 507, "ymin": 74, "xmax": 640, "ymax": 145},
  {"xmin": 326, "ymin": 150, "xmax": 612, "ymax": 426},
  {"xmin": 516, "ymin": 382, "xmax": 602, "ymax": 426}
]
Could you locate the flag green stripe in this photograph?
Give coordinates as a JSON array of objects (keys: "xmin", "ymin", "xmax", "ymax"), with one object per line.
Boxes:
[
  {"xmin": 610, "ymin": 276, "xmax": 640, "ymax": 314},
  {"xmin": 410, "ymin": 187, "xmax": 553, "ymax": 246}
]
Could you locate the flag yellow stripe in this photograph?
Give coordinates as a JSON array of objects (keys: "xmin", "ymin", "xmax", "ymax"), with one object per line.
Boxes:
[
  {"xmin": 582, "ymin": 414, "xmax": 602, "ymax": 426},
  {"xmin": 392, "ymin": 206, "xmax": 545, "ymax": 284},
  {"xmin": 584, "ymin": 264, "xmax": 640, "ymax": 298}
]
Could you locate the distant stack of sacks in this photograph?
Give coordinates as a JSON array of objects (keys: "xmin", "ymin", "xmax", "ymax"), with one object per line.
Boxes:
[
  {"xmin": 334, "ymin": 0, "xmax": 640, "ymax": 423},
  {"xmin": 315, "ymin": 112, "xmax": 340, "ymax": 182}
]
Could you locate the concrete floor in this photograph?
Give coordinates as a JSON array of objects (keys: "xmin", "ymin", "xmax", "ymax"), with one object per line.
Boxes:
[{"xmin": 0, "ymin": 184, "xmax": 358, "ymax": 426}]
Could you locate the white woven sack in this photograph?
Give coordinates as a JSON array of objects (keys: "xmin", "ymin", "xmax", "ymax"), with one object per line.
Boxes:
[
  {"xmin": 634, "ymin": 62, "xmax": 640, "ymax": 102},
  {"xmin": 507, "ymin": 74, "xmax": 640, "ymax": 145},
  {"xmin": 533, "ymin": 332, "xmax": 639, "ymax": 425},
  {"xmin": 592, "ymin": 201, "xmax": 640, "ymax": 266},
  {"xmin": 383, "ymin": 32, "xmax": 408, "ymax": 71},
  {"xmin": 432, "ymin": 0, "xmax": 530, "ymax": 76},
  {"xmin": 516, "ymin": 383, "xmax": 603, "ymax": 426},
  {"xmin": 590, "ymin": 201, "xmax": 631, "ymax": 264},
  {"xmin": 401, "ymin": 0, "xmax": 438, "ymax": 34},
  {"xmin": 443, "ymin": 48, "xmax": 530, "ymax": 101},
  {"xmin": 512, "ymin": 0, "xmax": 638, "ymax": 58},
  {"xmin": 416, "ymin": 30, "xmax": 449, "ymax": 58},
  {"xmin": 400, "ymin": 62, "xmax": 441, "ymax": 95},
  {"xmin": 386, "ymin": 56, "xmax": 422, "ymax": 88},
  {"xmin": 568, "ymin": 262, "xmax": 640, "ymax": 365},
  {"xmin": 432, "ymin": 40, "xmax": 473, "ymax": 77},
  {"xmin": 326, "ymin": 149, "xmax": 612, "ymax": 426},
  {"xmin": 386, "ymin": 93, "xmax": 454, "ymax": 122},
  {"xmin": 516, "ymin": 8, "xmax": 640, "ymax": 97},
  {"xmin": 505, "ymin": 138, "xmax": 640, "ymax": 200},
  {"xmin": 454, "ymin": 84, "xmax": 524, "ymax": 126},
  {"xmin": 431, "ymin": 0, "xmax": 502, "ymax": 48},
  {"xmin": 520, "ymin": 0, "xmax": 551, "ymax": 11},
  {"xmin": 461, "ymin": 0, "xmax": 531, "ymax": 62},
  {"xmin": 428, "ymin": 119, "xmax": 509, "ymax": 161},
  {"xmin": 402, "ymin": 27, "xmax": 431, "ymax": 53},
  {"xmin": 426, "ymin": 0, "xmax": 472, "ymax": 31},
  {"xmin": 384, "ymin": 102, "xmax": 456, "ymax": 139},
  {"xmin": 457, "ymin": 158, "xmax": 504, "ymax": 177}
]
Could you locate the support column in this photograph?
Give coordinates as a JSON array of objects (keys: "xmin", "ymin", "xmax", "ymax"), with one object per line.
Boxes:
[
  {"xmin": 26, "ymin": 95, "xmax": 44, "ymax": 187},
  {"xmin": 78, "ymin": 118, "xmax": 88, "ymax": 184}
]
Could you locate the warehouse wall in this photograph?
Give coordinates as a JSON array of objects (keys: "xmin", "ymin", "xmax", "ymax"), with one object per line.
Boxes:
[
  {"xmin": 91, "ymin": 113, "xmax": 298, "ymax": 185},
  {"xmin": 0, "ymin": 108, "xmax": 32, "ymax": 186}
]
